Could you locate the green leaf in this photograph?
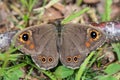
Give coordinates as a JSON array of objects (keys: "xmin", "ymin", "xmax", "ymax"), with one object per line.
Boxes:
[
  {"xmin": 0, "ymin": 53, "xmax": 22, "ymax": 61},
  {"xmin": 41, "ymin": 70, "xmax": 57, "ymax": 80},
  {"xmin": 3, "ymin": 69, "xmax": 23, "ymax": 80},
  {"xmin": 54, "ymin": 66, "xmax": 74, "ymax": 79},
  {"xmin": 112, "ymin": 43, "xmax": 120, "ymax": 61},
  {"xmin": 0, "ymin": 67, "xmax": 6, "ymax": 76},
  {"xmin": 61, "ymin": 7, "xmax": 90, "ymax": 24},
  {"xmin": 7, "ymin": 63, "xmax": 27, "ymax": 74},
  {"xmin": 97, "ymin": 75, "xmax": 117, "ymax": 80},
  {"xmin": 104, "ymin": 63, "xmax": 120, "ymax": 75},
  {"xmin": 101, "ymin": 0, "xmax": 112, "ymax": 21}
]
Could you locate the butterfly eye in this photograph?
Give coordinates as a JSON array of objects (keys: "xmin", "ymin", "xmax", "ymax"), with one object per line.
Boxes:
[
  {"xmin": 22, "ymin": 33, "xmax": 29, "ymax": 41},
  {"xmin": 89, "ymin": 30, "xmax": 101, "ymax": 40}
]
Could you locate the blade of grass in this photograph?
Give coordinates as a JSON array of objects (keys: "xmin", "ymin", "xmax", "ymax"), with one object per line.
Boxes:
[
  {"xmin": 34, "ymin": 0, "xmax": 59, "ymax": 11},
  {"xmin": 45, "ymin": 0, "xmax": 59, "ymax": 8},
  {"xmin": 2, "ymin": 48, "xmax": 19, "ymax": 68},
  {"xmin": 28, "ymin": 0, "xmax": 37, "ymax": 13},
  {"xmin": 76, "ymin": 0, "xmax": 83, "ymax": 6},
  {"xmin": 20, "ymin": 0, "xmax": 28, "ymax": 8},
  {"xmin": 101, "ymin": 0, "xmax": 112, "ymax": 21},
  {"xmin": 25, "ymin": 67, "xmax": 33, "ymax": 80},
  {"xmin": 75, "ymin": 51, "xmax": 96, "ymax": 80},
  {"xmin": 112, "ymin": 43, "xmax": 120, "ymax": 61},
  {"xmin": 7, "ymin": 63, "xmax": 27, "ymax": 74},
  {"xmin": 61, "ymin": 7, "xmax": 90, "ymax": 24},
  {"xmin": 81, "ymin": 50, "xmax": 103, "ymax": 80}
]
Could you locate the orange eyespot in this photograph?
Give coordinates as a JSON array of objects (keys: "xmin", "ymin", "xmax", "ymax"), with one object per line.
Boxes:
[
  {"xmin": 73, "ymin": 56, "xmax": 78, "ymax": 62},
  {"xmin": 41, "ymin": 56, "xmax": 46, "ymax": 63},
  {"xmin": 89, "ymin": 30, "xmax": 101, "ymax": 41},
  {"xmin": 37, "ymin": 55, "xmax": 46, "ymax": 63},
  {"xmin": 18, "ymin": 32, "xmax": 30, "ymax": 43},
  {"xmin": 73, "ymin": 55, "xmax": 81, "ymax": 63},
  {"xmin": 48, "ymin": 57, "xmax": 54, "ymax": 63},
  {"xmin": 22, "ymin": 33, "xmax": 29, "ymax": 41},
  {"xmin": 67, "ymin": 56, "xmax": 72, "ymax": 62}
]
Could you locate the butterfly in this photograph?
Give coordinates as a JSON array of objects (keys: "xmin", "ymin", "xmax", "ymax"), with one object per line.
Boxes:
[{"xmin": 13, "ymin": 23, "xmax": 106, "ymax": 70}]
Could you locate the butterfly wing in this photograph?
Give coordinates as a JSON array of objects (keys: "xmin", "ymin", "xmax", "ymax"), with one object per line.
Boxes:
[
  {"xmin": 59, "ymin": 23, "xmax": 106, "ymax": 69},
  {"xmin": 14, "ymin": 24, "xmax": 59, "ymax": 70}
]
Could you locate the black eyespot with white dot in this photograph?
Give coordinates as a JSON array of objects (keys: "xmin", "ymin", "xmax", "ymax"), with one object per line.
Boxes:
[
  {"xmin": 22, "ymin": 33, "xmax": 29, "ymax": 41},
  {"xmin": 90, "ymin": 31, "xmax": 97, "ymax": 39}
]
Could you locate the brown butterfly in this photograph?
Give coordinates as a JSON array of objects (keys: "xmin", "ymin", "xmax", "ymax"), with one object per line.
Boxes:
[{"xmin": 13, "ymin": 23, "xmax": 106, "ymax": 70}]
